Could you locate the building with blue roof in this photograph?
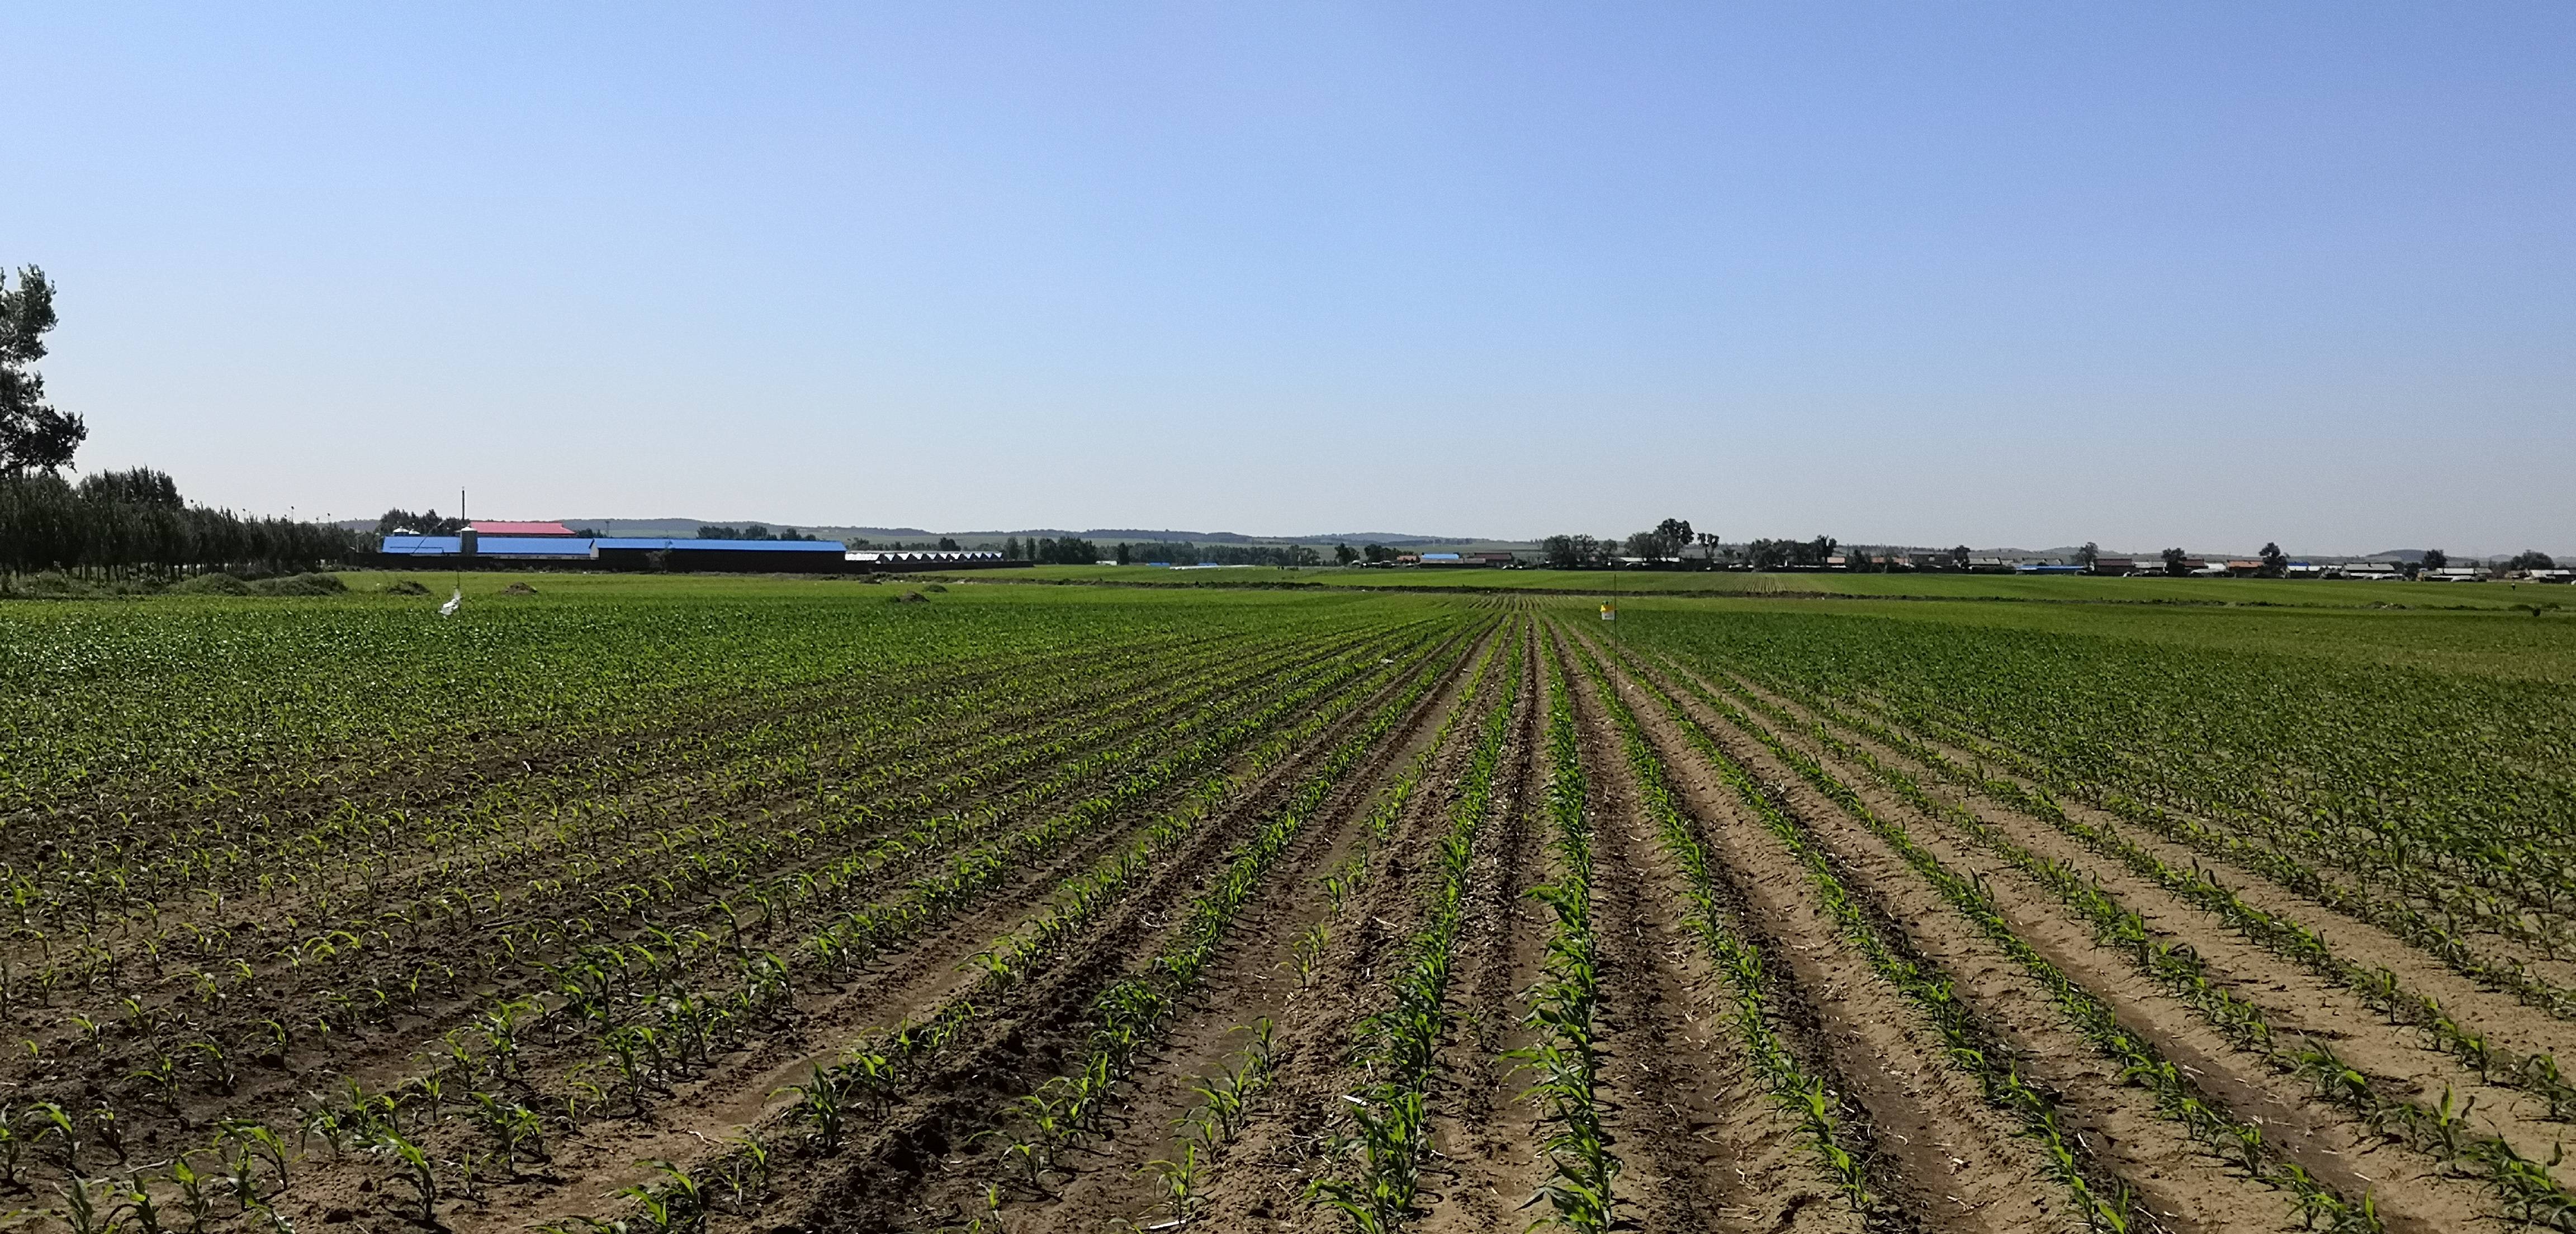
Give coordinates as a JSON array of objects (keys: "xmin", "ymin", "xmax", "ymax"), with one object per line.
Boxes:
[{"xmin": 378, "ymin": 534, "xmax": 854, "ymax": 573}]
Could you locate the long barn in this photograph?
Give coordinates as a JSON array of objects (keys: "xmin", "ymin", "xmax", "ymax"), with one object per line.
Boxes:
[{"xmin": 378, "ymin": 533, "xmax": 851, "ymax": 572}]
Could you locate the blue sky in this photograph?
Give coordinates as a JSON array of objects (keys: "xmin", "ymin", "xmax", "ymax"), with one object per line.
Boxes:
[{"xmin": 4, "ymin": 4, "xmax": 2569, "ymax": 553}]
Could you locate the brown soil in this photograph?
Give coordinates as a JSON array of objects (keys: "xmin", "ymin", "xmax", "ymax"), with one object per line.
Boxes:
[
  {"xmin": 1626, "ymin": 644, "xmax": 2496, "ymax": 1234},
  {"xmin": 752, "ymin": 622, "xmax": 1504, "ymax": 1232},
  {"xmin": 1721, "ymin": 666, "xmax": 2576, "ymax": 1180},
  {"xmin": 1559, "ymin": 639, "xmax": 1863, "ymax": 1234},
  {"xmin": 1572, "ymin": 630, "xmax": 2088, "ymax": 1234}
]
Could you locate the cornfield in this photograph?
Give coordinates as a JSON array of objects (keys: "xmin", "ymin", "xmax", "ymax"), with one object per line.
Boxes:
[{"xmin": 1, "ymin": 577, "xmax": 2569, "ymax": 1234}]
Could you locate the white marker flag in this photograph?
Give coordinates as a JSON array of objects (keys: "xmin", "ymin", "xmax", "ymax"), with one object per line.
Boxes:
[{"xmin": 439, "ymin": 590, "xmax": 462, "ymax": 617}]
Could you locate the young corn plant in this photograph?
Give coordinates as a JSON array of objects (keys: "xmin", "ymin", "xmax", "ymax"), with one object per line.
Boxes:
[
  {"xmin": 1512, "ymin": 646, "xmax": 1618, "ymax": 1234},
  {"xmin": 1317, "ymin": 633, "xmax": 1521, "ymax": 1232}
]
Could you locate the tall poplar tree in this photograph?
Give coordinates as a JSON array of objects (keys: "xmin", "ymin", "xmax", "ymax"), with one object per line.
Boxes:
[{"xmin": 0, "ymin": 267, "xmax": 87, "ymax": 476}]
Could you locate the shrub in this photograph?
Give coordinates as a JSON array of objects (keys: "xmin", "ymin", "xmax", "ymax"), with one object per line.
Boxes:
[
  {"xmin": 249, "ymin": 573, "xmax": 348, "ymax": 596},
  {"xmin": 171, "ymin": 573, "xmax": 253, "ymax": 596}
]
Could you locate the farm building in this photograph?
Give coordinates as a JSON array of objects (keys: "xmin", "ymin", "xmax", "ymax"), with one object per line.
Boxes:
[
  {"xmin": 380, "ymin": 534, "xmax": 594, "ymax": 562},
  {"xmin": 593, "ymin": 538, "xmax": 849, "ymax": 572},
  {"xmin": 845, "ymin": 550, "xmax": 1010, "ymax": 572},
  {"xmin": 378, "ymin": 535, "xmax": 852, "ymax": 572}
]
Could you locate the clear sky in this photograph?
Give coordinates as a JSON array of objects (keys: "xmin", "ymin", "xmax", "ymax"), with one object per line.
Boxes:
[{"xmin": 4, "ymin": 4, "xmax": 2569, "ymax": 554}]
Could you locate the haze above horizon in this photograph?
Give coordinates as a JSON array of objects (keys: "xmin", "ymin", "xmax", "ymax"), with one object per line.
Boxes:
[{"xmin": 6, "ymin": 4, "xmax": 2570, "ymax": 556}]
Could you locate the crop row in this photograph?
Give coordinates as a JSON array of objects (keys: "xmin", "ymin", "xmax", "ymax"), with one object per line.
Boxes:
[
  {"xmin": 1514, "ymin": 636, "xmax": 1618, "ymax": 1233},
  {"xmin": 1668, "ymin": 653, "xmax": 2576, "ymax": 1225},
  {"xmin": 1629, "ymin": 612, "xmax": 2576, "ymax": 971},
  {"xmin": 1313, "ymin": 620, "xmax": 1523, "ymax": 1231},
  {"xmin": 553, "ymin": 618, "xmax": 1490, "ymax": 1233},
  {"xmin": 1609, "ymin": 636, "xmax": 2384, "ymax": 1232}
]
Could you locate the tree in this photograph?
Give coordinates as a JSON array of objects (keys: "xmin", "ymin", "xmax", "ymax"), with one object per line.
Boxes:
[
  {"xmin": 2421, "ymin": 548, "xmax": 2449, "ymax": 572},
  {"xmin": 936, "ymin": 536, "xmax": 960, "ymax": 551},
  {"xmin": 1363, "ymin": 543, "xmax": 1395, "ymax": 564},
  {"xmin": 1745, "ymin": 538, "xmax": 1794, "ymax": 570},
  {"xmin": 1950, "ymin": 545, "xmax": 1971, "ymax": 571},
  {"xmin": 2161, "ymin": 547, "xmax": 2189, "ymax": 576},
  {"xmin": 1623, "ymin": 530, "xmax": 1661, "ymax": 561},
  {"xmin": 1652, "ymin": 518, "xmax": 1692, "ymax": 561},
  {"xmin": 1, "ymin": 267, "xmax": 87, "ymax": 476},
  {"xmin": 376, "ymin": 507, "xmax": 466, "ymax": 535},
  {"xmin": 1003, "ymin": 536, "xmax": 1021, "ymax": 561},
  {"xmin": 78, "ymin": 468, "xmax": 181, "ymax": 508},
  {"xmin": 1031, "ymin": 536, "xmax": 1098, "ymax": 564},
  {"xmin": 2258, "ymin": 541, "xmax": 2288, "ymax": 577},
  {"xmin": 2508, "ymin": 550, "xmax": 2556, "ymax": 572},
  {"xmin": 1541, "ymin": 534, "xmax": 1609, "ymax": 568},
  {"xmin": 1115, "ymin": 542, "xmax": 1131, "ymax": 564},
  {"xmin": 1693, "ymin": 531, "xmax": 1723, "ymax": 568},
  {"xmin": 2076, "ymin": 542, "xmax": 2100, "ymax": 570},
  {"xmin": 1334, "ymin": 543, "xmax": 1357, "ymax": 566}
]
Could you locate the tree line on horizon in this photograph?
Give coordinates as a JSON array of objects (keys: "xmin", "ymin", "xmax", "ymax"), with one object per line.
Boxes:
[{"xmin": 1, "ymin": 268, "xmax": 369, "ymax": 581}]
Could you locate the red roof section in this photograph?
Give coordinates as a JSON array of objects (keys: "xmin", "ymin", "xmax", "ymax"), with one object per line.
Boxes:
[{"xmin": 470, "ymin": 520, "xmax": 575, "ymax": 537}]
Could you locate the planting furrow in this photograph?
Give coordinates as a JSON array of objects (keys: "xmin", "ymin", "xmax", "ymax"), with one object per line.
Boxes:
[
  {"xmin": 1721, "ymin": 665, "xmax": 2576, "ymax": 1084},
  {"xmin": 1566, "ymin": 628, "xmax": 2091, "ymax": 1234},
  {"xmin": 1610, "ymin": 638, "xmax": 2456, "ymax": 1233},
  {"xmin": 1819, "ymin": 676, "xmax": 2576, "ymax": 1010},
  {"xmin": 1190, "ymin": 621, "xmax": 1542, "ymax": 1234},
  {"xmin": 515, "ymin": 619, "xmax": 1493, "ymax": 1234},
  {"xmin": 288, "ymin": 625, "xmax": 1465, "ymax": 1208},
  {"xmin": 1509, "ymin": 630, "xmax": 1621, "ymax": 1233},
  {"xmin": 1, "ymin": 624, "xmax": 1378, "ymax": 1159},
  {"xmin": 1561, "ymin": 637, "xmax": 1878, "ymax": 1234},
  {"xmin": 1300, "ymin": 620, "xmax": 1524, "ymax": 1232},
  {"xmin": 1417, "ymin": 620, "xmax": 1553, "ymax": 1234},
  {"xmin": 1666, "ymin": 655, "xmax": 2576, "ymax": 1222},
  {"xmin": 1711, "ymin": 666, "xmax": 2576, "ymax": 1154},
  {"xmin": 1011, "ymin": 619, "xmax": 1528, "ymax": 1231},
  {"xmin": 896, "ymin": 625, "xmax": 1490, "ymax": 1232}
]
